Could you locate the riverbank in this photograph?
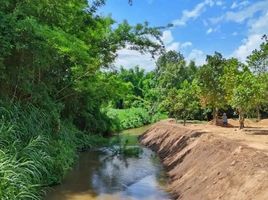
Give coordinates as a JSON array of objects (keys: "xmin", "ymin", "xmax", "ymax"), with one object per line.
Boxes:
[{"xmin": 139, "ymin": 120, "xmax": 268, "ymax": 200}]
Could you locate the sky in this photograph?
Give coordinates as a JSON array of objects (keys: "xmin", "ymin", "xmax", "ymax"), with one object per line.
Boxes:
[{"xmin": 99, "ymin": 0, "xmax": 268, "ymax": 71}]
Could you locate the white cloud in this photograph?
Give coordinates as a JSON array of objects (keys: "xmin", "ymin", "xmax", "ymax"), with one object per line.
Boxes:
[
  {"xmin": 187, "ymin": 49, "xmax": 206, "ymax": 66},
  {"xmin": 206, "ymin": 28, "xmax": 213, "ymax": 34},
  {"xmin": 206, "ymin": 26, "xmax": 220, "ymax": 34},
  {"xmin": 232, "ymin": 34, "xmax": 263, "ymax": 62},
  {"xmin": 114, "ymin": 49, "xmax": 156, "ymax": 71},
  {"xmin": 113, "ymin": 30, "xmax": 194, "ymax": 71},
  {"xmin": 209, "ymin": 1, "xmax": 268, "ymax": 25},
  {"xmin": 209, "ymin": 15, "xmax": 224, "ymax": 24},
  {"xmin": 181, "ymin": 42, "xmax": 193, "ymax": 48},
  {"xmin": 226, "ymin": 1, "xmax": 268, "ymax": 23},
  {"xmin": 249, "ymin": 11, "xmax": 268, "ymax": 34},
  {"xmin": 231, "ymin": 1, "xmax": 250, "ymax": 9},
  {"xmin": 161, "ymin": 30, "xmax": 192, "ymax": 51},
  {"xmin": 216, "ymin": 1, "xmax": 224, "ymax": 6},
  {"xmin": 172, "ymin": 0, "xmax": 215, "ymax": 26},
  {"xmin": 166, "ymin": 42, "xmax": 180, "ymax": 51},
  {"xmin": 161, "ymin": 30, "xmax": 173, "ymax": 44},
  {"xmin": 231, "ymin": 11, "xmax": 268, "ymax": 62}
]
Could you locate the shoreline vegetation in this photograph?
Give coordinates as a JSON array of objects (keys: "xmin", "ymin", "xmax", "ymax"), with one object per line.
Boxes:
[{"xmin": 0, "ymin": 103, "xmax": 156, "ymax": 199}]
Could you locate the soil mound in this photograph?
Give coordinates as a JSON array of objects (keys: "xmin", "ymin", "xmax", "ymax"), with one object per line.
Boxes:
[
  {"xmin": 139, "ymin": 121, "xmax": 268, "ymax": 200},
  {"xmin": 208, "ymin": 118, "xmax": 257, "ymax": 127},
  {"xmin": 258, "ymin": 119, "xmax": 268, "ymax": 126}
]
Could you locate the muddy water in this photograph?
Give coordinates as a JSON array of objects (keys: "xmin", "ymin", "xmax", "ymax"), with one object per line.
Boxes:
[{"xmin": 45, "ymin": 126, "xmax": 171, "ymax": 200}]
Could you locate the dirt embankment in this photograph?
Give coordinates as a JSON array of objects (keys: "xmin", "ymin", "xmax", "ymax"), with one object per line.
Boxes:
[{"xmin": 139, "ymin": 121, "xmax": 268, "ymax": 200}]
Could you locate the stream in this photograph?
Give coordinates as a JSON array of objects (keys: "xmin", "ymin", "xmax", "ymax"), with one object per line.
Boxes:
[{"xmin": 45, "ymin": 126, "xmax": 171, "ymax": 200}]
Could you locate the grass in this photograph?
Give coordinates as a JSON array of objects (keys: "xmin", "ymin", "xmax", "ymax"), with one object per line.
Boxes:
[{"xmin": 0, "ymin": 103, "xmax": 109, "ymax": 199}]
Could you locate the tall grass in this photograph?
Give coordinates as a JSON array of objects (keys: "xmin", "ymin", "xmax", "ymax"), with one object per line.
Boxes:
[{"xmin": 0, "ymin": 103, "xmax": 104, "ymax": 199}]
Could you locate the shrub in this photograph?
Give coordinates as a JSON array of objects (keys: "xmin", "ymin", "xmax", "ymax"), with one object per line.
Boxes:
[{"xmin": 107, "ymin": 107, "xmax": 151, "ymax": 130}]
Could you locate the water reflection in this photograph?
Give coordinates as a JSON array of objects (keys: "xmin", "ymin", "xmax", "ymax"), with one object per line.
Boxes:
[{"xmin": 45, "ymin": 148, "xmax": 170, "ymax": 200}]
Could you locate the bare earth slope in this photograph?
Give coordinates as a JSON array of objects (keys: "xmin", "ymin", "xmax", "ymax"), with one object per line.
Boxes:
[{"xmin": 139, "ymin": 120, "xmax": 268, "ymax": 200}]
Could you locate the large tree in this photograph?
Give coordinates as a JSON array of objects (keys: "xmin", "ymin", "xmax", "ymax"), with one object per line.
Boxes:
[
  {"xmin": 155, "ymin": 50, "xmax": 187, "ymax": 90},
  {"xmin": 222, "ymin": 58, "xmax": 266, "ymax": 128},
  {"xmin": 162, "ymin": 80, "xmax": 200, "ymax": 125},
  {"xmin": 0, "ymin": 0, "xmax": 163, "ymax": 132},
  {"xmin": 197, "ymin": 52, "xmax": 226, "ymax": 124},
  {"xmin": 247, "ymin": 36, "xmax": 268, "ymax": 120}
]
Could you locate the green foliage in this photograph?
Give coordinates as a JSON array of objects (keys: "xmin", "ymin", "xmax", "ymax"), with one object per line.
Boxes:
[
  {"xmin": 162, "ymin": 81, "xmax": 200, "ymax": 124},
  {"xmin": 221, "ymin": 56, "xmax": 267, "ymax": 125},
  {"xmin": 247, "ymin": 36, "xmax": 268, "ymax": 74},
  {"xmin": 0, "ymin": 102, "xmax": 112, "ymax": 199},
  {"xmin": 107, "ymin": 108, "xmax": 151, "ymax": 130},
  {"xmin": 156, "ymin": 51, "xmax": 187, "ymax": 90},
  {"xmin": 197, "ymin": 52, "xmax": 226, "ymax": 109}
]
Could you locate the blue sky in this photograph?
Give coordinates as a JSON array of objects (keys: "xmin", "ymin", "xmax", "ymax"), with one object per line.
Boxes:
[{"xmin": 99, "ymin": 0, "xmax": 268, "ymax": 70}]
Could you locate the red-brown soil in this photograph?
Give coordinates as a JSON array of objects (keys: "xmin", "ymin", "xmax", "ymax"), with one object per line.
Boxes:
[{"xmin": 139, "ymin": 120, "xmax": 268, "ymax": 200}]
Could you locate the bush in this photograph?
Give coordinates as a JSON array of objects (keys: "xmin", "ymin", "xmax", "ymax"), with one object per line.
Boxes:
[{"xmin": 107, "ymin": 107, "xmax": 151, "ymax": 130}]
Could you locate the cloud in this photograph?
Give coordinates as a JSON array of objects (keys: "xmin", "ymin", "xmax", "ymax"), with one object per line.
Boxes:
[
  {"xmin": 161, "ymin": 30, "xmax": 192, "ymax": 51},
  {"xmin": 161, "ymin": 30, "xmax": 173, "ymax": 44},
  {"xmin": 114, "ymin": 49, "xmax": 156, "ymax": 71},
  {"xmin": 227, "ymin": 1, "xmax": 268, "ymax": 23},
  {"xmin": 187, "ymin": 49, "xmax": 206, "ymax": 66},
  {"xmin": 232, "ymin": 34, "xmax": 263, "ymax": 62},
  {"xmin": 231, "ymin": 1, "xmax": 250, "ymax": 9},
  {"xmin": 249, "ymin": 11, "xmax": 268, "ymax": 34},
  {"xmin": 206, "ymin": 26, "xmax": 220, "ymax": 34},
  {"xmin": 216, "ymin": 1, "xmax": 224, "ymax": 6},
  {"xmin": 172, "ymin": 0, "xmax": 215, "ymax": 26},
  {"xmin": 181, "ymin": 42, "xmax": 193, "ymax": 48},
  {"xmin": 113, "ymin": 30, "xmax": 194, "ymax": 71},
  {"xmin": 231, "ymin": 11, "xmax": 268, "ymax": 62},
  {"xmin": 209, "ymin": 15, "xmax": 224, "ymax": 25},
  {"xmin": 166, "ymin": 42, "xmax": 180, "ymax": 51},
  {"xmin": 206, "ymin": 28, "xmax": 213, "ymax": 34},
  {"xmin": 209, "ymin": 1, "xmax": 268, "ymax": 25}
]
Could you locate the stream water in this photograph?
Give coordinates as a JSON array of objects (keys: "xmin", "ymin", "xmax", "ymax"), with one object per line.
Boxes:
[{"xmin": 45, "ymin": 126, "xmax": 171, "ymax": 200}]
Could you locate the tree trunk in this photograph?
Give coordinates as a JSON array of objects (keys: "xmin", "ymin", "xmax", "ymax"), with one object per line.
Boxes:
[
  {"xmin": 257, "ymin": 106, "xmax": 261, "ymax": 122},
  {"xmin": 183, "ymin": 118, "xmax": 186, "ymax": 126},
  {"xmin": 213, "ymin": 107, "xmax": 218, "ymax": 125},
  {"xmin": 239, "ymin": 111, "xmax": 245, "ymax": 129}
]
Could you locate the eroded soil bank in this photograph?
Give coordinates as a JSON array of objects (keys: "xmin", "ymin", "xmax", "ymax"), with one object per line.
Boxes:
[{"xmin": 139, "ymin": 120, "xmax": 268, "ymax": 200}]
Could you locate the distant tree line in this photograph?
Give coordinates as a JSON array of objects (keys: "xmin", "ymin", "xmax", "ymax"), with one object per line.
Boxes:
[{"xmin": 110, "ymin": 36, "xmax": 268, "ymax": 129}]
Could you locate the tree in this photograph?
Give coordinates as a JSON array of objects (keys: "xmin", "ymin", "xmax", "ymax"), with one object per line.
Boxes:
[
  {"xmin": 247, "ymin": 36, "xmax": 268, "ymax": 74},
  {"xmin": 222, "ymin": 58, "xmax": 267, "ymax": 129},
  {"xmin": 197, "ymin": 52, "xmax": 226, "ymax": 124},
  {"xmin": 162, "ymin": 80, "xmax": 200, "ymax": 125},
  {"xmin": 0, "ymin": 0, "xmax": 163, "ymax": 132},
  {"xmin": 247, "ymin": 37, "xmax": 268, "ymax": 120},
  {"xmin": 155, "ymin": 50, "xmax": 187, "ymax": 90},
  {"xmin": 230, "ymin": 71, "xmax": 262, "ymax": 129}
]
